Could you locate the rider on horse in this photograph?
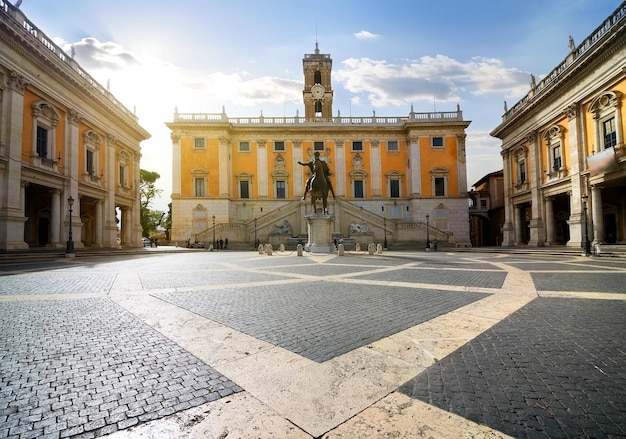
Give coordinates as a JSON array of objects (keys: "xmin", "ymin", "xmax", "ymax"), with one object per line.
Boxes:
[{"xmin": 298, "ymin": 151, "xmax": 336, "ymax": 200}]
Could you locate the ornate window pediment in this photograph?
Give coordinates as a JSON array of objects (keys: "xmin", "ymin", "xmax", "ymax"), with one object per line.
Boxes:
[{"xmin": 588, "ymin": 90, "xmax": 622, "ymax": 152}]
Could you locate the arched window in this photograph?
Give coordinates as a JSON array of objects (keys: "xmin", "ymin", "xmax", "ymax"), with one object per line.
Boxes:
[{"xmin": 314, "ymin": 70, "xmax": 322, "ymax": 84}]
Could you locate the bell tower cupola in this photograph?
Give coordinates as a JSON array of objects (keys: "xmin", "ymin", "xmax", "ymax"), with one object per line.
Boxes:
[{"xmin": 303, "ymin": 42, "xmax": 333, "ymax": 119}]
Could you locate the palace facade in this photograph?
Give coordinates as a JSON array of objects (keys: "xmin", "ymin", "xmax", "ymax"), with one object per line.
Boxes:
[
  {"xmin": 167, "ymin": 44, "xmax": 471, "ymax": 248},
  {"xmin": 0, "ymin": 3, "xmax": 150, "ymax": 250},
  {"xmin": 492, "ymin": 2, "xmax": 626, "ymax": 250}
]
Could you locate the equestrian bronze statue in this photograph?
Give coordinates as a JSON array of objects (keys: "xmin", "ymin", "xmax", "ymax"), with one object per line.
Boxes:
[{"xmin": 298, "ymin": 152, "xmax": 335, "ymax": 214}]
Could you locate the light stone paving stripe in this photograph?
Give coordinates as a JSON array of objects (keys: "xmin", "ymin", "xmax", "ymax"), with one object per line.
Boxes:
[
  {"xmin": 110, "ymin": 256, "xmax": 536, "ymax": 438},
  {"xmin": 538, "ymin": 291, "xmax": 626, "ymax": 300}
]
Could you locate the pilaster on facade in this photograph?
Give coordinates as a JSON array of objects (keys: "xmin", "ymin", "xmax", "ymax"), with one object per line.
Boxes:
[
  {"xmin": 257, "ymin": 140, "xmax": 268, "ymax": 198},
  {"xmin": 456, "ymin": 134, "xmax": 468, "ymax": 194},
  {"xmin": 409, "ymin": 136, "xmax": 421, "ymax": 196},
  {"xmin": 370, "ymin": 140, "xmax": 382, "ymax": 197},
  {"xmin": 218, "ymin": 137, "xmax": 231, "ymax": 197},
  {"xmin": 171, "ymin": 133, "xmax": 182, "ymax": 196}
]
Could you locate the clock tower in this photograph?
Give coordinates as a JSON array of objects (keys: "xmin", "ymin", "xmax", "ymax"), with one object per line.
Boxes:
[{"xmin": 303, "ymin": 42, "xmax": 333, "ymax": 119}]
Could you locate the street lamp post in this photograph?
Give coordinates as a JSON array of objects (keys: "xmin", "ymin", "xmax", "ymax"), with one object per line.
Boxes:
[
  {"xmin": 66, "ymin": 196, "xmax": 75, "ymax": 257},
  {"xmin": 212, "ymin": 215, "xmax": 216, "ymax": 251},
  {"xmin": 582, "ymin": 195, "xmax": 591, "ymax": 256},
  {"xmin": 254, "ymin": 217, "xmax": 257, "ymax": 250},
  {"xmin": 383, "ymin": 217, "xmax": 388, "ymax": 250},
  {"xmin": 425, "ymin": 214, "xmax": 430, "ymax": 250}
]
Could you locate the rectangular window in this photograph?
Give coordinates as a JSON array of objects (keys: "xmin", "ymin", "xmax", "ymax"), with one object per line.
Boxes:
[
  {"xmin": 552, "ymin": 145, "xmax": 562, "ymax": 171},
  {"xmin": 194, "ymin": 178, "xmax": 205, "ymax": 197},
  {"xmin": 276, "ymin": 180, "xmax": 286, "ymax": 199},
  {"xmin": 274, "ymin": 141, "xmax": 285, "ymax": 151},
  {"xmin": 119, "ymin": 165, "xmax": 125, "ymax": 187},
  {"xmin": 432, "ymin": 137, "xmax": 444, "ymax": 148},
  {"xmin": 239, "ymin": 141, "xmax": 250, "ymax": 152},
  {"xmin": 36, "ymin": 126, "xmax": 48, "ymax": 158},
  {"xmin": 86, "ymin": 150, "xmax": 94, "ymax": 174},
  {"xmin": 390, "ymin": 180, "xmax": 400, "ymax": 198},
  {"xmin": 352, "ymin": 141, "xmax": 363, "ymax": 151},
  {"xmin": 518, "ymin": 161, "xmax": 526, "ymax": 184},
  {"xmin": 314, "ymin": 141, "xmax": 324, "ymax": 151},
  {"xmin": 434, "ymin": 177, "xmax": 445, "ymax": 196},
  {"xmin": 603, "ymin": 117, "xmax": 617, "ymax": 149},
  {"xmin": 354, "ymin": 180, "xmax": 364, "ymax": 198},
  {"xmin": 194, "ymin": 138, "xmax": 205, "ymax": 148},
  {"xmin": 387, "ymin": 141, "xmax": 398, "ymax": 151},
  {"xmin": 240, "ymin": 181, "xmax": 250, "ymax": 199}
]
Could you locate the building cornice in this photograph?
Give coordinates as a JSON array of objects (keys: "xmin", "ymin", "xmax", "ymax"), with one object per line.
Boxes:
[
  {"xmin": 492, "ymin": 2, "xmax": 626, "ymax": 139},
  {"xmin": 0, "ymin": 4, "xmax": 150, "ymax": 141}
]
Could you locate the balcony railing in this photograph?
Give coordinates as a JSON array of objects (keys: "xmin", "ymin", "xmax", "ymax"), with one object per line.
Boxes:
[
  {"xmin": 502, "ymin": 2, "xmax": 626, "ymax": 123},
  {"xmin": 173, "ymin": 110, "xmax": 464, "ymax": 125},
  {"xmin": 0, "ymin": 0, "xmax": 138, "ymax": 122}
]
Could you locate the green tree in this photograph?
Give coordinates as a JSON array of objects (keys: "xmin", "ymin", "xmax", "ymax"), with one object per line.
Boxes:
[{"xmin": 140, "ymin": 169, "xmax": 165, "ymax": 237}]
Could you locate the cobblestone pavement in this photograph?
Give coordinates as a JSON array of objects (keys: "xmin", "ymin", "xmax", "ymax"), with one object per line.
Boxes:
[
  {"xmin": 0, "ymin": 249, "xmax": 625, "ymax": 438},
  {"xmin": 156, "ymin": 283, "xmax": 487, "ymax": 363},
  {"xmin": 400, "ymin": 297, "xmax": 626, "ymax": 438},
  {"xmin": 0, "ymin": 298, "xmax": 242, "ymax": 439}
]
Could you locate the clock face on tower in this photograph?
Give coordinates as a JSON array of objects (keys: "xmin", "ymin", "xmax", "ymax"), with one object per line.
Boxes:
[{"xmin": 311, "ymin": 84, "xmax": 325, "ymax": 99}]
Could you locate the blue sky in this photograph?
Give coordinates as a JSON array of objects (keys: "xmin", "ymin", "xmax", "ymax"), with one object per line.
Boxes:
[{"xmin": 17, "ymin": 0, "xmax": 623, "ymax": 211}]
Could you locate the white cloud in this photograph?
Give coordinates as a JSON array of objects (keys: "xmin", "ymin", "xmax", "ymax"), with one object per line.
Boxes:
[
  {"xmin": 335, "ymin": 55, "xmax": 530, "ymax": 107},
  {"xmin": 61, "ymin": 36, "xmax": 525, "ymax": 209},
  {"xmin": 354, "ymin": 30, "xmax": 380, "ymax": 40}
]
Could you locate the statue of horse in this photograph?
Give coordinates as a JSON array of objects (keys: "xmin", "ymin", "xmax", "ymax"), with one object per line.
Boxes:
[{"xmin": 309, "ymin": 159, "xmax": 331, "ymax": 213}]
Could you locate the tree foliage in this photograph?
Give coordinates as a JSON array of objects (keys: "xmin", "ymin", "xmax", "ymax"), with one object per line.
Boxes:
[{"xmin": 139, "ymin": 169, "xmax": 165, "ymax": 237}]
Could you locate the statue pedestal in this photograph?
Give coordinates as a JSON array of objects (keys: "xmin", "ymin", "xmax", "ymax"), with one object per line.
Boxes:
[{"xmin": 305, "ymin": 214, "xmax": 334, "ymax": 253}]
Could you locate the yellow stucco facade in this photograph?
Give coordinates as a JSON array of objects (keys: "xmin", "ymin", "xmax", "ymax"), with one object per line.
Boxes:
[
  {"xmin": 492, "ymin": 2, "xmax": 626, "ymax": 249},
  {"xmin": 0, "ymin": 4, "xmax": 150, "ymax": 250},
  {"xmin": 168, "ymin": 46, "xmax": 472, "ymax": 248}
]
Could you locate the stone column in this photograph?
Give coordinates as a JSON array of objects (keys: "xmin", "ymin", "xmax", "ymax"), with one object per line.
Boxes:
[
  {"xmin": 95, "ymin": 199, "xmax": 103, "ymax": 247},
  {"xmin": 544, "ymin": 197, "xmax": 556, "ymax": 245},
  {"xmin": 104, "ymin": 134, "xmax": 117, "ymax": 246},
  {"xmin": 514, "ymin": 205, "xmax": 523, "ymax": 245},
  {"xmin": 49, "ymin": 189, "xmax": 61, "ymax": 247},
  {"xmin": 500, "ymin": 149, "xmax": 515, "ymax": 246},
  {"xmin": 591, "ymin": 185, "xmax": 604, "ymax": 245},
  {"xmin": 0, "ymin": 71, "xmax": 29, "ymax": 250},
  {"xmin": 131, "ymin": 151, "xmax": 142, "ymax": 246},
  {"xmin": 527, "ymin": 132, "xmax": 544, "ymax": 246},
  {"xmin": 67, "ymin": 110, "xmax": 84, "ymax": 248}
]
